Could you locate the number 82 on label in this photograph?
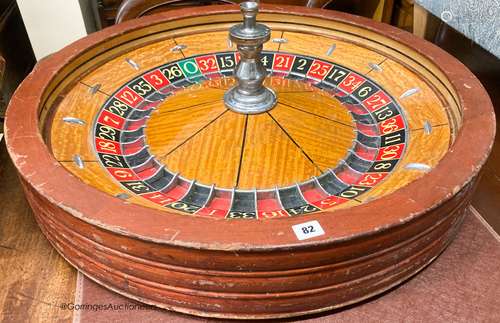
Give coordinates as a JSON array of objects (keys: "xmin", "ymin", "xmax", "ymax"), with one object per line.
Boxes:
[{"xmin": 292, "ymin": 220, "xmax": 325, "ymax": 241}]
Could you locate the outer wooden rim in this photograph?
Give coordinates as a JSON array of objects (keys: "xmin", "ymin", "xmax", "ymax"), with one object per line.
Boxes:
[{"xmin": 4, "ymin": 5, "xmax": 496, "ymax": 318}]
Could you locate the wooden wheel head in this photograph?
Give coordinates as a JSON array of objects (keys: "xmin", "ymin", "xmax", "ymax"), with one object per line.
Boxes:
[{"xmin": 4, "ymin": 4, "xmax": 495, "ymax": 319}]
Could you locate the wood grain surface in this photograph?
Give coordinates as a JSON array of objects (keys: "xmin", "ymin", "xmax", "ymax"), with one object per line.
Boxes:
[
  {"xmin": 50, "ymin": 84, "xmax": 104, "ymax": 162},
  {"xmin": 147, "ymin": 77, "xmax": 354, "ymax": 189},
  {"xmin": 82, "ymin": 38, "xmax": 183, "ymax": 95},
  {"xmin": 50, "ymin": 26, "xmax": 453, "ymax": 207},
  {"xmin": 0, "ymin": 150, "xmax": 76, "ymax": 323}
]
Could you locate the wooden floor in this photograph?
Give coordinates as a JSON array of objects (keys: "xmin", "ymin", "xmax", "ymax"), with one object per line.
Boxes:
[{"xmin": 0, "ymin": 143, "xmax": 76, "ymax": 323}]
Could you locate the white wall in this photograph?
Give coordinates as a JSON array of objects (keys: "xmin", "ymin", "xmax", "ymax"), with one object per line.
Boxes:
[{"xmin": 17, "ymin": 0, "xmax": 88, "ymax": 60}]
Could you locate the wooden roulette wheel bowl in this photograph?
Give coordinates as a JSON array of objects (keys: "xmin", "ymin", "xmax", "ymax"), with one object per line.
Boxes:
[{"xmin": 4, "ymin": 3, "xmax": 495, "ymax": 319}]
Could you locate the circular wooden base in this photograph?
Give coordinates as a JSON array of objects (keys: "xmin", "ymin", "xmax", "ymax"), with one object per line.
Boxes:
[
  {"xmin": 24, "ymin": 176, "xmax": 473, "ymax": 318},
  {"xmin": 6, "ymin": 4, "xmax": 495, "ymax": 319}
]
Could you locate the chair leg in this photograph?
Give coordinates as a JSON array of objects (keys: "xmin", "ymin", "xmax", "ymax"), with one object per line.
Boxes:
[{"xmin": 413, "ymin": 3, "xmax": 429, "ymax": 38}]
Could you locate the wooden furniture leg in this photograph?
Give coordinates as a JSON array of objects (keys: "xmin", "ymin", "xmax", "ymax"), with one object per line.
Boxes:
[{"xmin": 413, "ymin": 3, "xmax": 429, "ymax": 38}]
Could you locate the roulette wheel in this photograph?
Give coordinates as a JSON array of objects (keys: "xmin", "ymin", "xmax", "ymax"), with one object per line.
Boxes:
[{"xmin": 4, "ymin": 1, "xmax": 495, "ymax": 319}]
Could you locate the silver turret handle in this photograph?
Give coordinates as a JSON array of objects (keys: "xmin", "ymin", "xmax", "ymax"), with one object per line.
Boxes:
[{"xmin": 224, "ymin": 1, "xmax": 277, "ymax": 114}]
